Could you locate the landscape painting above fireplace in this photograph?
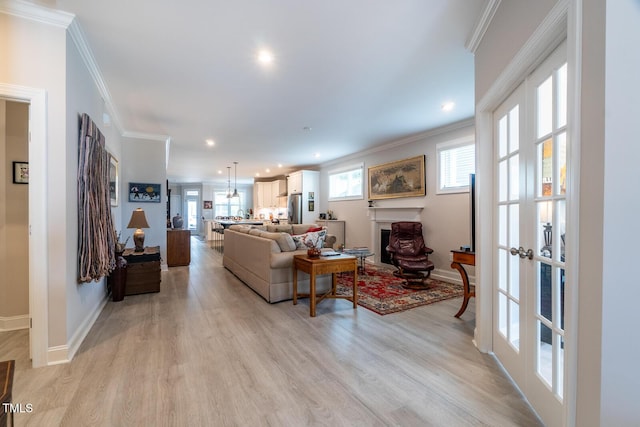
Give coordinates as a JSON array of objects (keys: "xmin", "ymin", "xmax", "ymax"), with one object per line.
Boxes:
[{"xmin": 368, "ymin": 155, "xmax": 426, "ymax": 200}]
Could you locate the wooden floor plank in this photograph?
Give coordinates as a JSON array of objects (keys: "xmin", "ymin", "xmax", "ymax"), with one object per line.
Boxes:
[{"xmin": 1, "ymin": 237, "xmax": 543, "ymax": 426}]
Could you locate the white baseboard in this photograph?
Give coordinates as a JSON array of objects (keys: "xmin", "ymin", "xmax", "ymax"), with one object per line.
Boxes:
[
  {"xmin": 431, "ymin": 267, "xmax": 476, "ymax": 287},
  {"xmin": 47, "ymin": 345, "xmax": 70, "ymax": 365},
  {"xmin": 47, "ymin": 293, "xmax": 109, "ymax": 365},
  {"xmin": 0, "ymin": 314, "xmax": 29, "ymax": 332}
]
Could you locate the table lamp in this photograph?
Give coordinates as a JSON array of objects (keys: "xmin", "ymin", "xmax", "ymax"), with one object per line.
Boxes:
[{"xmin": 127, "ymin": 208, "xmax": 150, "ymax": 252}]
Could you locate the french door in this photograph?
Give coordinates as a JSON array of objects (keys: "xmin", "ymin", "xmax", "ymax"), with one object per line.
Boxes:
[{"xmin": 493, "ymin": 42, "xmax": 568, "ymax": 427}]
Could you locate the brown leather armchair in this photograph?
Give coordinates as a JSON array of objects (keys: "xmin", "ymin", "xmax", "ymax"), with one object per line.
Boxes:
[{"xmin": 385, "ymin": 221, "xmax": 434, "ymax": 289}]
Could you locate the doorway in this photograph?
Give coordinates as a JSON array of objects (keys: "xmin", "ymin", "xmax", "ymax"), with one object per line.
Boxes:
[
  {"xmin": 0, "ymin": 84, "xmax": 48, "ymax": 368},
  {"xmin": 0, "ymin": 100, "xmax": 30, "ymax": 360},
  {"xmin": 185, "ymin": 189, "xmax": 200, "ymax": 234},
  {"xmin": 492, "ymin": 42, "xmax": 568, "ymax": 426}
]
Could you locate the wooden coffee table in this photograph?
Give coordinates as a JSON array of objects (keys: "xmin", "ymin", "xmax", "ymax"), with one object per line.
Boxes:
[{"xmin": 293, "ymin": 254, "xmax": 358, "ymax": 317}]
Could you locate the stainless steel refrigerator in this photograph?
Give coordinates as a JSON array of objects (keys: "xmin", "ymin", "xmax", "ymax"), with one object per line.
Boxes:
[{"xmin": 287, "ymin": 193, "xmax": 302, "ymax": 224}]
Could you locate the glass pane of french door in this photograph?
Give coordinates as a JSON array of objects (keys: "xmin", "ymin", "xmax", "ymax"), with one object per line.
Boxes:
[
  {"xmin": 496, "ymin": 105, "xmax": 522, "ymax": 351},
  {"xmin": 534, "ymin": 61, "xmax": 567, "ymax": 400},
  {"xmin": 493, "ymin": 82, "xmax": 527, "ymax": 392}
]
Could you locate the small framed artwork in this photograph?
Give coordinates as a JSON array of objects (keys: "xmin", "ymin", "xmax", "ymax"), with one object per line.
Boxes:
[
  {"xmin": 13, "ymin": 161, "xmax": 29, "ymax": 184},
  {"xmin": 309, "ymin": 191, "xmax": 314, "ymax": 201},
  {"xmin": 203, "ymin": 200, "xmax": 213, "ymax": 209},
  {"xmin": 109, "ymin": 155, "xmax": 119, "ymax": 206},
  {"xmin": 308, "ymin": 200, "xmax": 315, "ymax": 212},
  {"xmin": 128, "ymin": 182, "xmax": 162, "ymax": 203}
]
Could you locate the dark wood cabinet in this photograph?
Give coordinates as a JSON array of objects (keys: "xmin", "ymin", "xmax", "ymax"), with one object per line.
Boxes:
[
  {"xmin": 167, "ymin": 229, "xmax": 191, "ymax": 266},
  {"xmin": 123, "ymin": 246, "xmax": 161, "ymax": 295}
]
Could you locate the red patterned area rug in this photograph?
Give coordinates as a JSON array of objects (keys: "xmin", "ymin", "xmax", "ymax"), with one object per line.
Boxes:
[{"xmin": 336, "ymin": 264, "xmax": 463, "ymax": 315}]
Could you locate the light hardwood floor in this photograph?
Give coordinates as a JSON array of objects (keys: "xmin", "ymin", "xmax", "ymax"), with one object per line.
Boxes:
[{"xmin": 1, "ymin": 238, "xmax": 543, "ymax": 426}]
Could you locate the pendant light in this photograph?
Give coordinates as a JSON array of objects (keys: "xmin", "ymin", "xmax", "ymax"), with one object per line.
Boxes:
[
  {"xmin": 226, "ymin": 166, "xmax": 232, "ymax": 198},
  {"xmin": 231, "ymin": 161, "xmax": 239, "ymax": 198}
]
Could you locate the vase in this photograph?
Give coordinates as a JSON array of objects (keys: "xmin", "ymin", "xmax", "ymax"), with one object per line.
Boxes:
[
  {"xmin": 172, "ymin": 214, "xmax": 184, "ymax": 229},
  {"xmin": 307, "ymin": 248, "xmax": 321, "ymax": 258},
  {"xmin": 110, "ymin": 253, "xmax": 127, "ymax": 302}
]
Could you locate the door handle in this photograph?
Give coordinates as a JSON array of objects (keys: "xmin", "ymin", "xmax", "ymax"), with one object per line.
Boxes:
[{"xmin": 509, "ymin": 246, "xmax": 534, "ymax": 260}]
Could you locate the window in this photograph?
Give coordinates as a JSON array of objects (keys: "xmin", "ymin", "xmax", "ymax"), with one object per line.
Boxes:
[
  {"xmin": 437, "ymin": 137, "xmax": 475, "ymax": 194},
  {"xmin": 328, "ymin": 163, "xmax": 364, "ymax": 201},
  {"xmin": 214, "ymin": 191, "xmax": 244, "ymax": 217}
]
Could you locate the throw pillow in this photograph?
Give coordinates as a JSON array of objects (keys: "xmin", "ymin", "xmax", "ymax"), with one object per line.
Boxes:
[
  {"xmin": 291, "ymin": 229, "xmax": 327, "ymax": 250},
  {"xmin": 306, "ymin": 226, "xmax": 323, "ymax": 232}
]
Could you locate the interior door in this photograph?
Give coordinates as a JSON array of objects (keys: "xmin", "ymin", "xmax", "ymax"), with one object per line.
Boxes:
[{"xmin": 493, "ymin": 42, "xmax": 567, "ymax": 427}]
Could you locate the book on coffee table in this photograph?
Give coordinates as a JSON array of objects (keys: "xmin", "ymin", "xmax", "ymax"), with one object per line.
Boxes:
[{"xmin": 321, "ymin": 251, "xmax": 341, "ymax": 257}]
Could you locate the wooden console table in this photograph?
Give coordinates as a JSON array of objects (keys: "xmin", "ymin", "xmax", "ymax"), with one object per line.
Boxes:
[
  {"xmin": 167, "ymin": 229, "xmax": 191, "ymax": 266},
  {"xmin": 1, "ymin": 360, "xmax": 15, "ymax": 427},
  {"xmin": 123, "ymin": 246, "xmax": 161, "ymax": 295},
  {"xmin": 293, "ymin": 254, "xmax": 358, "ymax": 317},
  {"xmin": 451, "ymin": 250, "xmax": 475, "ymax": 318}
]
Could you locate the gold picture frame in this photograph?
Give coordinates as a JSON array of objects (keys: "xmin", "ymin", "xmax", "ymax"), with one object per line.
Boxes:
[
  {"xmin": 109, "ymin": 155, "xmax": 119, "ymax": 206},
  {"xmin": 368, "ymin": 155, "xmax": 426, "ymax": 200}
]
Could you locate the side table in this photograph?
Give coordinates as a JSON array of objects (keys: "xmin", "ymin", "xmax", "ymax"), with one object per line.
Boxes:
[
  {"xmin": 293, "ymin": 254, "xmax": 358, "ymax": 317},
  {"xmin": 450, "ymin": 250, "xmax": 475, "ymax": 318},
  {"xmin": 123, "ymin": 246, "xmax": 161, "ymax": 295}
]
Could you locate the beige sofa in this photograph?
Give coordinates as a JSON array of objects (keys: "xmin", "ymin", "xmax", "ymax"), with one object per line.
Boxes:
[{"xmin": 223, "ymin": 223, "xmax": 337, "ymax": 303}]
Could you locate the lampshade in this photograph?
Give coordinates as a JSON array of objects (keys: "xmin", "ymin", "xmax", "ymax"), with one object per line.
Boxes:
[
  {"xmin": 127, "ymin": 208, "xmax": 150, "ymax": 229},
  {"xmin": 127, "ymin": 208, "xmax": 150, "ymax": 252}
]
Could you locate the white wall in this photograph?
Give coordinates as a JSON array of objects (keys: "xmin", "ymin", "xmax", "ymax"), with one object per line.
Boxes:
[
  {"xmin": 600, "ymin": 1, "xmax": 640, "ymax": 424},
  {"xmin": 474, "ymin": 0, "xmax": 558, "ymax": 101},
  {"xmin": 319, "ymin": 121, "xmax": 475, "ymax": 280},
  {"xmin": 65, "ymin": 31, "xmax": 124, "ymax": 347},
  {"xmin": 0, "ymin": 12, "xmax": 69, "ymax": 348},
  {"xmin": 121, "ymin": 137, "xmax": 167, "ymax": 264}
]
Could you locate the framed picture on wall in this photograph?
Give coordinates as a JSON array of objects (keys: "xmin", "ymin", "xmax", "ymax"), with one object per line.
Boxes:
[
  {"xmin": 128, "ymin": 182, "xmax": 161, "ymax": 203},
  {"xmin": 109, "ymin": 155, "xmax": 118, "ymax": 206},
  {"xmin": 12, "ymin": 161, "xmax": 29, "ymax": 184},
  {"xmin": 368, "ymin": 155, "xmax": 426, "ymax": 200},
  {"xmin": 203, "ymin": 200, "xmax": 213, "ymax": 209}
]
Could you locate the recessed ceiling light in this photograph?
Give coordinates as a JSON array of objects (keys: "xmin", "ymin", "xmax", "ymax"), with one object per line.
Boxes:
[
  {"xmin": 441, "ymin": 101, "xmax": 455, "ymax": 112},
  {"xmin": 265, "ymin": 168, "xmax": 271, "ymax": 173},
  {"xmin": 257, "ymin": 49, "xmax": 274, "ymax": 65},
  {"xmin": 277, "ymin": 164, "xmax": 283, "ymax": 168},
  {"xmin": 217, "ymin": 170, "xmax": 222, "ymax": 174},
  {"xmin": 314, "ymin": 153, "xmax": 321, "ymax": 158},
  {"xmin": 255, "ymin": 172, "xmax": 260, "ymax": 177},
  {"xmin": 206, "ymin": 139, "xmax": 215, "ymax": 146}
]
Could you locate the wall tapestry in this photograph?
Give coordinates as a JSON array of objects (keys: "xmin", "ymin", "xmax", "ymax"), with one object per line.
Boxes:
[
  {"xmin": 78, "ymin": 113, "xmax": 117, "ymax": 283},
  {"xmin": 368, "ymin": 155, "xmax": 426, "ymax": 200}
]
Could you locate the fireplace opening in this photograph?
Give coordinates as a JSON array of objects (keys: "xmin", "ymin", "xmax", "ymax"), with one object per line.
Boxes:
[{"xmin": 380, "ymin": 229, "xmax": 391, "ymax": 264}]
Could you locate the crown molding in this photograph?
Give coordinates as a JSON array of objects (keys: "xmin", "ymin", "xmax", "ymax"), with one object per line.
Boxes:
[
  {"xmin": 122, "ymin": 131, "xmax": 172, "ymax": 143},
  {"xmin": 321, "ymin": 117, "xmax": 475, "ymax": 168},
  {"xmin": 465, "ymin": 0, "xmax": 501, "ymax": 53},
  {"xmin": 0, "ymin": 0, "xmax": 74, "ymax": 28},
  {"xmin": 66, "ymin": 19, "xmax": 124, "ymax": 134},
  {"xmin": 476, "ymin": 0, "xmax": 568, "ymax": 112}
]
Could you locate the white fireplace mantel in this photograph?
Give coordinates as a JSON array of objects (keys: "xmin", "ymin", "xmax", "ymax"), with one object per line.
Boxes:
[
  {"xmin": 367, "ymin": 206, "xmax": 423, "ymax": 222},
  {"xmin": 368, "ymin": 206, "xmax": 424, "ymax": 264}
]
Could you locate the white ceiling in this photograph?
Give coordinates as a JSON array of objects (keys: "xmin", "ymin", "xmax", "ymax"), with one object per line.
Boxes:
[{"xmin": 51, "ymin": 0, "xmax": 486, "ymax": 184}]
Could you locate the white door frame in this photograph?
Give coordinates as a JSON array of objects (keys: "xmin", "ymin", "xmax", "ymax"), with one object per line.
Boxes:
[
  {"xmin": 0, "ymin": 83, "xmax": 49, "ymax": 368},
  {"xmin": 474, "ymin": 0, "xmax": 580, "ymax": 425}
]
